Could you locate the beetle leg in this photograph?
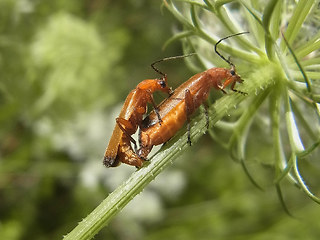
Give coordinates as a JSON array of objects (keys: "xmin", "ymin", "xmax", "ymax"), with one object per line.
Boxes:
[
  {"xmin": 227, "ymin": 77, "xmax": 247, "ymax": 95},
  {"xmin": 138, "ymin": 132, "xmax": 153, "ymax": 160},
  {"xmin": 144, "ymin": 90, "xmax": 162, "ymax": 126},
  {"xmin": 218, "ymin": 84, "xmax": 228, "ymax": 94},
  {"xmin": 117, "ymin": 143, "xmax": 145, "ymax": 168},
  {"xmin": 184, "ymin": 89, "xmax": 194, "ymax": 146},
  {"xmin": 116, "ymin": 118, "xmax": 137, "ymax": 151},
  {"xmin": 137, "ymin": 127, "xmax": 143, "ymax": 154},
  {"xmin": 231, "ymin": 80, "xmax": 247, "ymax": 95},
  {"xmin": 203, "ymin": 102, "xmax": 209, "ymax": 130},
  {"xmin": 150, "ymin": 94, "xmax": 163, "ymax": 126}
]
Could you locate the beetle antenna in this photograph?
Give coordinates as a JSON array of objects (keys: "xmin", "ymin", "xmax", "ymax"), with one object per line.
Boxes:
[
  {"xmin": 151, "ymin": 53, "xmax": 196, "ymax": 79},
  {"xmin": 215, "ymin": 32, "xmax": 249, "ymax": 67}
]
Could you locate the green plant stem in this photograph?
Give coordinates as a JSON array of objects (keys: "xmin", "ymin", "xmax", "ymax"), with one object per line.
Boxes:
[{"xmin": 63, "ymin": 62, "xmax": 280, "ymax": 240}]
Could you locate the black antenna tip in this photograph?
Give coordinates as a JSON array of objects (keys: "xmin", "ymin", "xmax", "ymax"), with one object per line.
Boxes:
[
  {"xmin": 151, "ymin": 53, "xmax": 197, "ymax": 78},
  {"xmin": 214, "ymin": 31, "xmax": 249, "ymax": 67}
]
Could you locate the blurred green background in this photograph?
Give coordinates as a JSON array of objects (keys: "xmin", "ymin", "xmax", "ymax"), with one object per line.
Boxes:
[{"xmin": 0, "ymin": 1, "xmax": 319, "ymax": 239}]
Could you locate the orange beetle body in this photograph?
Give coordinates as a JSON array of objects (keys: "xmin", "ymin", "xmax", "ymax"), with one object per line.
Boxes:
[
  {"xmin": 137, "ymin": 66, "xmax": 243, "ymax": 159},
  {"xmin": 103, "ymin": 78, "xmax": 171, "ymax": 167}
]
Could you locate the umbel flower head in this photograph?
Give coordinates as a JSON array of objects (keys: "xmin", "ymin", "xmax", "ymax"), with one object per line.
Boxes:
[{"xmin": 164, "ymin": 0, "xmax": 320, "ymax": 204}]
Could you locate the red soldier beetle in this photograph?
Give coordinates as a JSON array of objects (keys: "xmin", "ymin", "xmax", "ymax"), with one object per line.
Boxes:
[
  {"xmin": 103, "ymin": 54, "xmax": 195, "ymax": 167},
  {"xmin": 137, "ymin": 32, "xmax": 248, "ymax": 160}
]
